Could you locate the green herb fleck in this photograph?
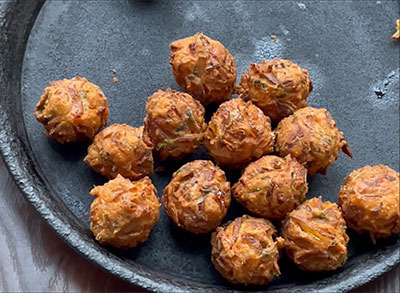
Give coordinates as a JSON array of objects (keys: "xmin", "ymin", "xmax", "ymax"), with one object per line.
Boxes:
[
  {"xmin": 201, "ymin": 187, "xmax": 214, "ymax": 194},
  {"xmin": 261, "ymin": 249, "xmax": 269, "ymax": 256},
  {"xmin": 80, "ymin": 90, "xmax": 87, "ymax": 100},
  {"xmin": 175, "ymin": 124, "xmax": 187, "ymax": 132},
  {"xmin": 250, "ymin": 187, "xmax": 261, "ymax": 193},
  {"xmin": 186, "ymin": 109, "xmax": 195, "ymax": 125},
  {"xmin": 317, "ymin": 213, "xmax": 329, "ymax": 220}
]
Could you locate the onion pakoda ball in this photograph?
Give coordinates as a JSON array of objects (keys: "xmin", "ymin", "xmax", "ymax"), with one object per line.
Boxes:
[
  {"xmin": 211, "ymin": 215, "xmax": 284, "ymax": 285},
  {"xmin": 275, "ymin": 107, "xmax": 352, "ymax": 176},
  {"xmin": 34, "ymin": 77, "xmax": 108, "ymax": 143},
  {"xmin": 143, "ymin": 89, "xmax": 207, "ymax": 161},
  {"xmin": 204, "ymin": 98, "xmax": 275, "ymax": 169},
  {"xmin": 232, "ymin": 155, "xmax": 308, "ymax": 220},
  {"xmin": 169, "ymin": 32, "xmax": 237, "ymax": 105},
  {"xmin": 338, "ymin": 165, "xmax": 400, "ymax": 243},
  {"xmin": 90, "ymin": 175, "xmax": 160, "ymax": 249},
  {"xmin": 162, "ymin": 160, "xmax": 231, "ymax": 234},
  {"xmin": 84, "ymin": 124, "xmax": 153, "ymax": 180},
  {"xmin": 282, "ymin": 197, "xmax": 349, "ymax": 271},
  {"xmin": 236, "ymin": 59, "xmax": 312, "ymax": 122}
]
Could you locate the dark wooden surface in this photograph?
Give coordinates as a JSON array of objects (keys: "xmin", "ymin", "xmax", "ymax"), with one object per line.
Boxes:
[{"xmin": 0, "ymin": 156, "xmax": 398, "ymax": 292}]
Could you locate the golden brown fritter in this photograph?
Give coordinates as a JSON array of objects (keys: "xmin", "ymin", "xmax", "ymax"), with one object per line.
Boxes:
[
  {"xmin": 236, "ymin": 59, "xmax": 312, "ymax": 122},
  {"xmin": 34, "ymin": 77, "xmax": 108, "ymax": 143},
  {"xmin": 143, "ymin": 89, "xmax": 207, "ymax": 161},
  {"xmin": 90, "ymin": 175, "xmax": 160, "ymax": 249},
  {"xmin": 275, "ymin": 107, "xmax": 352, "ymax": 176},
  {"xmin": 84, "ymin": 124, "xmax": 153, "ymax": 180},
  {"xmin": 282, "ymin": 197, "xmax": 349, "ymax": 271},
  {"xmin": 204, "ymin": 98, "xmax": 275, "ymax": 169},
  {"xmin": 211, "ymin": 215, "xmax": 284, "ymax": 285},
  {"xmin": 392, "ymin": 19, "xmax": 399, "ymax": 40},
  {"xmin": 338, "ymin": 165, "xmax": 400, "ymax": 243},
  {"xmin": 169, "ymin": 32, "xmax": 237, "ymax": 105},
  {"xmin": 162, "ymin": 160, "xmax": 231, "ymax": 234},
  {"xmin": 232, "ymin": 155, "xmax": 308, "ymax": 220}
]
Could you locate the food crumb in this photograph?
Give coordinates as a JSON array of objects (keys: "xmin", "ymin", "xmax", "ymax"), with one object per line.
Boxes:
[
  {"xmin": 111, "ymin": 68, "xmax": 117, "ymax": 74},
  {"xmin": 113, "ymin": 77, "xmax": 118, "ymax": 83},
  {"xmin": 270, "ymin": 35, "xmax": 276, "ymax": 40},
  {"xmin": 392, "ymin": 19, "xmax": 399, "ymax": 40}
]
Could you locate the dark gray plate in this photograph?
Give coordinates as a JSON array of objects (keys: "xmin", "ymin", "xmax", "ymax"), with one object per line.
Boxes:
[{"xmin": 1, "ymin": 0, "xmax": 399, "ymax": 292}]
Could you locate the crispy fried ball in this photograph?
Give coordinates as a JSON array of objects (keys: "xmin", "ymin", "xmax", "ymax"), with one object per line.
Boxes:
[
  {"xmin": 34, "ymin": 77, "xmax": 108, "ymax": 143},
  {"xmin": 282, "ymin": 197, "xmax": 349, "ymax": 271},
  {"xmin": 204, "ymin": 98, "xmax": 275, "ymax": 169},
  {"xmin": 143, "ymin": 89, "xmax": 207, "ymax": 161},
  {"xmin": 232, "ymin": 155, "xmax": 308, "ymax": 220},
  {"xmin": 162, "ymin": 160, "xmax": 231, "ymax": 234},
  {"xmin": 169, "ymin": 32, "xmax": 237, "ymax": 105},
  {"xmin": 275, "ymin": 107, "xmax": 352, "ymax": 176},
  {"xmin": 236, "ymin": 59, "xmax": 312, "ymax": 122},
  {"xmin": 211, "ymin": 215, "xmax": 284, "ymax": 285},
  {"xmin": 90, "ymin": 175, "xmax": 160, "ymax": 249},
  {"xmin": 84, "ymin": 124, "xmax": 153, "ymax": 180},
  {"xmin": 338, "ymin": 165, "xmax": 400, "ymax": 243}
]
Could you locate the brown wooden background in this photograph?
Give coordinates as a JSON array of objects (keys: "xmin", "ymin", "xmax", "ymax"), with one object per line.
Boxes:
[{"xmin": 0, "ymin": 156, "xmax": 398, "ymax": 292}]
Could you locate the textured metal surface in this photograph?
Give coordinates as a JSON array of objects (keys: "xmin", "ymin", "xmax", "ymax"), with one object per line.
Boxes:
[{"xmin": 0, "ymin": 0, "xmax": 399, "ymax": 292}]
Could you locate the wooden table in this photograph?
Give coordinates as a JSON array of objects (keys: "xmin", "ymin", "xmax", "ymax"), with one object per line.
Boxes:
[{"xmin": 0, "ymin": 156, "xmax": 398, "ymax": 292}]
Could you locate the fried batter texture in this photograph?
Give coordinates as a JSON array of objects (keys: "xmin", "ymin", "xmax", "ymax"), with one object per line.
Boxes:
[
  {"xmin": 90, "ymin": 175, "xmax": 160, "ymax": 249},
  {"xmin": 236, "ymin": 59, "xmax": 312, "ymax": 122},
  {"xmin": 275, "ymin": 107, "xmax": 352, "ymax": 176},
  {"xmin": 162, "ymin": 160, "xmax": 231, "ymax": 234},
  {"xmin": 34, "ymin": 77, "xmax": 108, "ymax": 143},
  {"xmin": 143, "ymin": 89, "xmax": 207, "ymax": 161},
  {"xmin": 169, "ymin": 32, "xmax": 237, "ymax": 105},
  {"xmin": 338, "ymin": 165, "xmax": 400, "ymax": 243},
  {"xmin": 204, "ymin": 98, "xmax": 275, "ymax": 169},
  {"xmin": 211, "ymin": 215, "xmax": 284, "ymax": 285},
  {"xmin": 232, "ymin": 155, "xmax": 308, "ymax": 220},
  {"xmin": 282, "ymin": 197, "xmax": 349, "ymax": 271},
  {"xmin": 84, "ymin": 124, "xmax": 153, "ymax": 180}
]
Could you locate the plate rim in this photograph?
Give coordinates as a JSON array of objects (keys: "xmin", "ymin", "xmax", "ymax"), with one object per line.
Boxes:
[{"xmin": 0, "ymin": 0, "xmax": 399, "ymax": 292}]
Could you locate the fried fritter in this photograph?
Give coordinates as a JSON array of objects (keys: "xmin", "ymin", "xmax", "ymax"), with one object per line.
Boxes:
[
  {"xmin": 90, "ymin": 175, "xmax": 160, "ymax": 249},
  {"xmin": 282, "ymin": 197, "xmax": 349, "ymax": 271},
  {"xmin": 232, "ymin": 155, "xmax": 308, "ymax": 220},
  {"xmin": 204, "ymin": 98, "xmax": 275, "ymax": 169},
  {"xmin": 84, "ymin": 124, "xmax": 153, "ymax": 180},
  {"xmin": 211, "ymin": 215, "xmax": 284, "ymax": 285},
  {"xmin": 275, "ymin": 107, "xmax": 352, "ymax": 176},
  {"xmin": 34, "ymin": 77, "xmax": 108, "ymax": 143},
  {"xmin": 392, "ymin": 19, "xmax": 399, "ymax": 40},
  {"xmin": 169, "ymin": 32, "xmax": 237, "ymax": 105},
  {"xmin": 338, "ymin": 165, "xmax": 400, "ymax": 243},
  {"xmin": 236, "ymin": 59, "xmax": 312, "ymax": 122},
  {"xmin": 143, "ymin": 89, "xmax": 207, "ymax": 161},
  {"xmin": 162, "ymin": 160, "xmax": 231, "ymax": 234}
]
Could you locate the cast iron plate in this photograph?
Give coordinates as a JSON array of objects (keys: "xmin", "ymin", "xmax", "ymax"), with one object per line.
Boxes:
[{"xmin": 1, "ymin": 0, "xmax": 399, "ymax": 292}]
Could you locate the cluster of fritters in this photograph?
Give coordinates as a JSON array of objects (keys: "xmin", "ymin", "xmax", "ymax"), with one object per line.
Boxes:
[{"xmin": 34, "ymin": 32, "xmax": 399, "ymax": 286}]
